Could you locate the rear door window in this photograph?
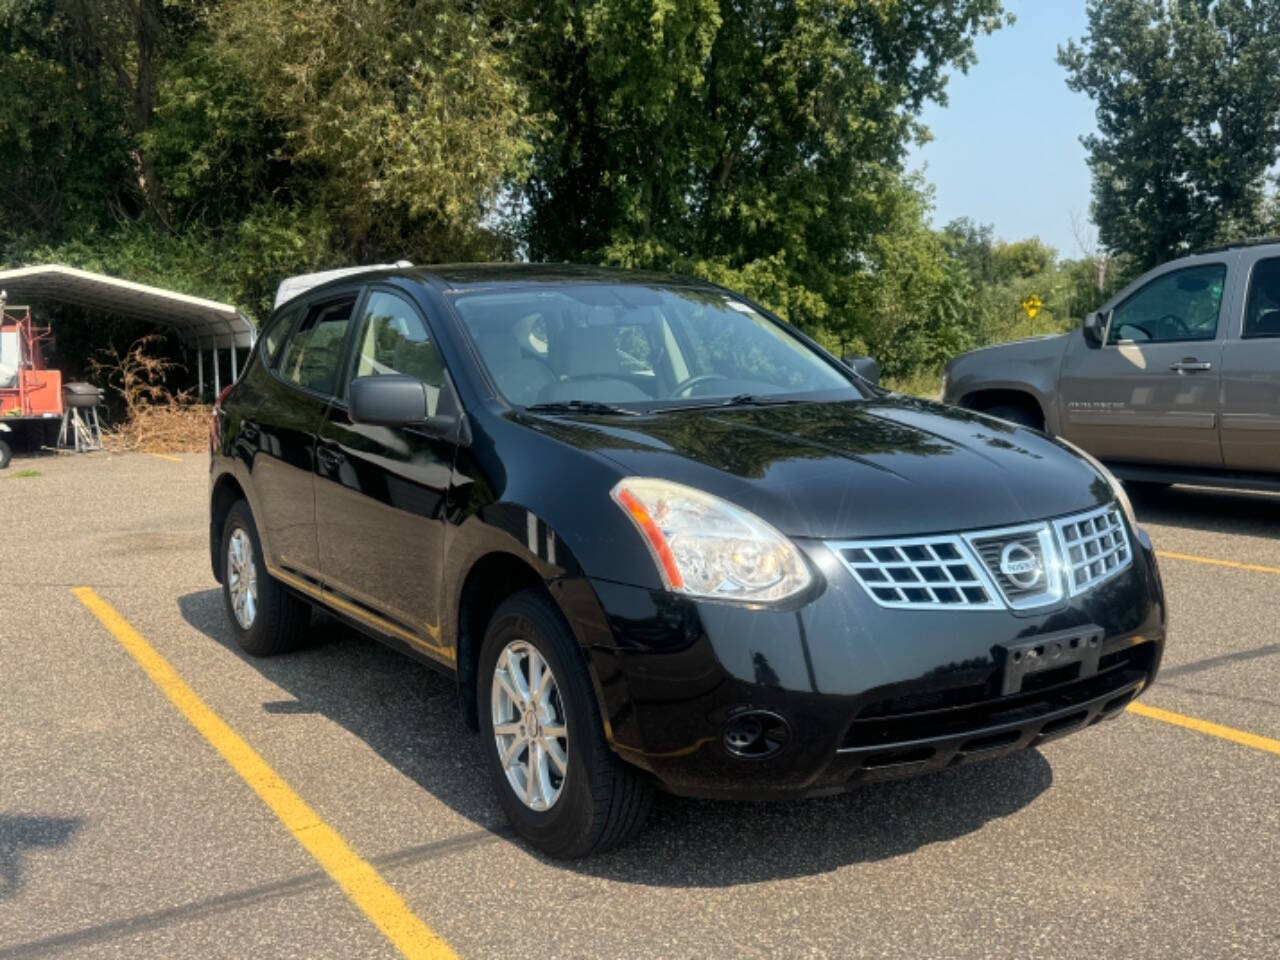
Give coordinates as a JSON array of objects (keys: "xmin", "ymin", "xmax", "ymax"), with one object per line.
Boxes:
[
  {"xmin": 1243, "ymin": 257, "xmax": 1280, "ymax": 338},
  {"xmin": 278, "ymin": 296, "xmax": 357, "ymax": 395}
]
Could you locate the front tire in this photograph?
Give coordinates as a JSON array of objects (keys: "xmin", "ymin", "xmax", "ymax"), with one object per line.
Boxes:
[
  {"xmin": 478, "ymin": 590, "xmax": 652, "ymax": 858},
  {"xmin": 220, "ymin": 500, "xmax": 309, "ymax": 656},
  {"xmin": 0, "ymin": 438, "xmax": 10, "ymax": 469}
]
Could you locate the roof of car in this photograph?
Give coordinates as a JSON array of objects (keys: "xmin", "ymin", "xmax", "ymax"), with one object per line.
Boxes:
[
  {"xmin": 416, "ymin": 262, "xmax": 711, "ymax": 289},
  {"xmin": 1191, "ymin": 236, "xmax": 1280, "ymax": 256},
  {"xmin": 282, "ymin": 262, "xmax": 715, "ymax": 306}
]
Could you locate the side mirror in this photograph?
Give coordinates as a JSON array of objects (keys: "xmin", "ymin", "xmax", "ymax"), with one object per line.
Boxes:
[
  {"xmin": 841, "ymin": 354, "xmax": 880, "ymax": 386},
  {"xmin": 349, "ymin": 374, "xmax": 471, "ymax": 444},
  {"xmin": 1082, "ymin": 311, "xmax": 1108, "ymax": 348},
  {"xmin": 350, "ymin": 374, "xmax": 429, "ymax": 426}
]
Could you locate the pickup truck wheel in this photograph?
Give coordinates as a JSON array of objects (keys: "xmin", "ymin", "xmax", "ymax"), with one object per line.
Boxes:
[
  {"xmin": 983, "ymin": 402, "xmax": 1043, "ymax": 431},
  {"xmin": 0, "ymin": 438, "xmax": 10, "ymax": 469},
  {"xmin": 221, "ymin": 500, "xmax": 309, "ymax": 656},
  {"xmin": 478, "ymin": 589, "xmax": 652, "ymax": 858}
]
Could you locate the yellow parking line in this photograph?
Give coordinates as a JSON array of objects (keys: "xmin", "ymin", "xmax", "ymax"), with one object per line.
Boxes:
[
  {"xmin": 1128, "ymin": 701, "xmax": 1280, "ymax": 756},
  {"xmin": 71, "ymin": 587, "xmax": 457, "ymax": 960},
  {"xmin": 147, "ymin": 452, "xmax": 183, "ymax": 463},
  {"xmin": 1156, "ymin": 550, "xmax": 1280, "ymax": 576}
]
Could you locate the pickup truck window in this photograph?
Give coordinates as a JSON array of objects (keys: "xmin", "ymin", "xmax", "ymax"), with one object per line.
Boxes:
[
  {"xmin": 1107, "ymin": 263, "xmax": 1225, "ymax": 345},
  {"xmin": 1244, "ymin": 257, "xmax": 1280, "ymax": 338}
]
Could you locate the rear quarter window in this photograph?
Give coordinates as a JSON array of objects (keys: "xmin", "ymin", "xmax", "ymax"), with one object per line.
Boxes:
[{"xmin": 259, "ymin": 305, "xmax": 298, "ymax": 368}]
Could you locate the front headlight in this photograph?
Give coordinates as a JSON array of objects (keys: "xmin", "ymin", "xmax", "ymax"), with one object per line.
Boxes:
[
  {"xmin": 1056, "ymin": 438, "xmax": 1136, "ymax": 527},
  {"xmin": 610, "ymin": 477, "xmax": 813, "ymax": 603}
]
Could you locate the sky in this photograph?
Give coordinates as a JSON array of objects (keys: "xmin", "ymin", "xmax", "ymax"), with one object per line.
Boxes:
[{"xmin": 908, "ymin": 1, "xmax": 1098, "ymax": 257}]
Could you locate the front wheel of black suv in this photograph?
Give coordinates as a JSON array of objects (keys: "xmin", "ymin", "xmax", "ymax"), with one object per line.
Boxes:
[
  {"xmin": 220, "ymin": 500, "xmax": 310, "ymax": 657},
  {"xmin": 478, "ymin": 589, "xmax": 652, "ymax": 858}
]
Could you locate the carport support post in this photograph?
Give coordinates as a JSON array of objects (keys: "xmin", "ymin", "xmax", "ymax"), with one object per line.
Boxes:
[
  {"xmin": 197, "ymin": 344, "xmax": 204, "ymax": 399},
  {"xmin": 230, "ymin": 343, "xmax": 238, "ymax": 382},
  {"xmin": 213, "ymin": 345, "xmax": 221, "ymax": 397}
]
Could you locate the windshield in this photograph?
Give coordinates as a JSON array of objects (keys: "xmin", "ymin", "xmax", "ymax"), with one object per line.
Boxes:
[{"xmin": 449, "ymin": 284, "xmax": 860, "ymax": 410}]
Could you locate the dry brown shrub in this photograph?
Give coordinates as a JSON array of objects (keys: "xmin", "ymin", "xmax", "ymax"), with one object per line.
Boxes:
[
  {"xmin": 90, "ymin": 334, "xmax": 211, "ymax": 454},
  {"xmin": 102, "ymin": 400, "xmax": 212, "ymax": 453}
]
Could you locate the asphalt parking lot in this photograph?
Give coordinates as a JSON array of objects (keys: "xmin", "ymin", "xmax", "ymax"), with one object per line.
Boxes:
[{"xmin": 1, "ymin": 451, "xmax": 1276, "ymax": 959}]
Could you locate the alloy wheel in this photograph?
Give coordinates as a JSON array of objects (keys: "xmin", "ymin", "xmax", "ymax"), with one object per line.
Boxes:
[
  {"xmin": 227, "ymin": 527, "xmax": 258, "ymax": 630},
  {"xmin": 491, "ymin": 640, "xmax": 568, "ymax": 811}
]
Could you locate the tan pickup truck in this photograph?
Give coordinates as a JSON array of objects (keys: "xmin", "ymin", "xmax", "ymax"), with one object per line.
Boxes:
[{"xmin": 943, "ymin": 239, "xmax": 1280, "ymax": 490}]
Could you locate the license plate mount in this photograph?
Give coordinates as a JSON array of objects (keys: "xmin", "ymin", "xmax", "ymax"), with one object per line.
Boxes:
[{"xmin": 998, "ymin": 626, "xmax": 1103, "ymax": 696}]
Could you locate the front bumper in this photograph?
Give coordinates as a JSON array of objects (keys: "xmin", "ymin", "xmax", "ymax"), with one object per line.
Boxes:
[{"xmin": 569, "ymin": 527, "xmax": 1166, "ymax": 801}]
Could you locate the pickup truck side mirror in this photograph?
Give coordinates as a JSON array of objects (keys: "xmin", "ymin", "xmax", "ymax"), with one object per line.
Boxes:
[
  {"xmin": 350, "ymin": 373, "xmax": 472, "ymax": 445},
  {"xmin": 841, "ymin": 354, "xmax": 880, "ymax": 386},
  {"xmin": 1082, "ymin": 311, "xmax": 1109, "ymax": 348}
]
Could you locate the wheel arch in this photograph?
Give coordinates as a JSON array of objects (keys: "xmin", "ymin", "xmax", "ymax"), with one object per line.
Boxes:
[
  {"xmin": 958, "ymin": 387, "xmax": 1048, "ymax": 431},
  {"xmin": 452, "ymin": 542, "xmax": 617, "ymax": 743},
  {"xmin": 210, "ymin": 471, "xmax": 249, "ymax": 582}
]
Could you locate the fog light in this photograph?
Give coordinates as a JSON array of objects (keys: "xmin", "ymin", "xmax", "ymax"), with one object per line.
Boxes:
[{"xmin": 722, "ymin": 710, "xmax": 790, "ymax": 759}]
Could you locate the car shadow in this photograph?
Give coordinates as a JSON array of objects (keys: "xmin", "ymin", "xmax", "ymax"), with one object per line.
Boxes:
[
  {"xmin": 0, "ymin": 814, "xmax": 82, "ymax": 901},
  {"xmin": 178, "ymin": 588, "xmax": 1052, "ymax": 887},
  {"xmin": 1129, "ymin": 483, "xmax": 1280, "ymax": 537}
]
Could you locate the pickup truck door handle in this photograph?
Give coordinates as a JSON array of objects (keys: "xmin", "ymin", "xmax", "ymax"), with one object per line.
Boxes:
[{"xmin": 1169, "ymin": 359, "xmax": 1213, "ymax": 372}]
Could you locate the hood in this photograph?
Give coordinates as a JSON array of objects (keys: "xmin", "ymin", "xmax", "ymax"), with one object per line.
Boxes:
[
  {"xmin": 530, "ymin": 397, "xmax": 1111, "ymax": 539},
  {"xmin": 946, "ymin": 330, "xmax": 1069, "ymax": 374}
]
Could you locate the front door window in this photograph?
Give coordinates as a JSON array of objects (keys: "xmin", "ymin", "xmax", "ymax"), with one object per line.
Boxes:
[
  {"xmin": 1107, "ymin": 263, "xmax": 1226, "ymax": 344},
  {"xmin": 349, "ymin": 291, "xmax": 445, "ymax": 415}
]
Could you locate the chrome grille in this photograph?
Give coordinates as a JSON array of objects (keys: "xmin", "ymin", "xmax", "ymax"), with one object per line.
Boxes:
[
  {"xmin": 830, "ymin": 503, "xmax": 1133, "ymax": 611},
  {"xmin": 1054, "ymin": 505, "xmax": 1131, "ymax": 595},
  {"xmin": 830, "ymin": 536, "xmax": 1000, "ymax": 610},
  {"xmin": 967, "ymin": 525, "xmax": 1063, "ymax": 610}
]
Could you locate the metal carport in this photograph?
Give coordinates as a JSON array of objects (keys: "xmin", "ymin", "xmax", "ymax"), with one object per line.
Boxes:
[{"xmin": 0, "ymin": 264, "xmax": 255, "ymax": 395}]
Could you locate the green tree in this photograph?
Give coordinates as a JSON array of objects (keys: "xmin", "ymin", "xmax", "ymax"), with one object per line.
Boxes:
[
  {"xmin": 1060, "ymin": 0, "xmax": 1280, "ymax": 267},
  {"xmin": 211, "ymin": 0, "xmax": 530, "ymax": 264},
  {"xmin": 512, "ymin": 0, "xmax": 1009, "ymax": 348},
  {"xmin": 0, "ymin": 1, "xmax": 133, "ymax": 244}
]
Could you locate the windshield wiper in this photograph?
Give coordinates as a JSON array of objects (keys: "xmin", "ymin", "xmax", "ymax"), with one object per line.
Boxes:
[
  {"xmin": 525, "ymin": 400, "xmax": 641, "ymax": 417},
  {"xmin": 661, "ymin": 393, "xmax": 811, "ymax": 412}
]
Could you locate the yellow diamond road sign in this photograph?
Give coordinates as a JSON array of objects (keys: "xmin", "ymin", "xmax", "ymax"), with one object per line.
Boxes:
[{"xmin": 1021, "ymin": 294, "xmax": 1042, "ymax": 319}]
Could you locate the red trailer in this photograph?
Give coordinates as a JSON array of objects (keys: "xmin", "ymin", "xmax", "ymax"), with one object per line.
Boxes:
[{"xmin": 0, "ymin": 304, "xmax": 63, "ymax": 466}]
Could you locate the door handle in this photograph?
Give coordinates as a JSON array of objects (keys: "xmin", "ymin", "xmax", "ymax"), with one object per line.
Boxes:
[
  {"xmin": 1169, "ymin": 359, "xmax": 1212, "ymax": 372},
  {"xmin": 316, "ymin": 445, "xmax": 343, "ymax": 470}
]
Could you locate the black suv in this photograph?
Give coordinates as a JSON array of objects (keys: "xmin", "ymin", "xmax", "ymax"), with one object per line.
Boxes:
[{"xmin": 210, "ymin": 264, "xmax": 1166, "ymax": 857}]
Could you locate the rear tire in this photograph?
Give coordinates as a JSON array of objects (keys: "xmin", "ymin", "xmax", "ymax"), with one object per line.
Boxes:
[
  {"xmin": 982, "ymin": 402, "xmax": 1043, "ymax": 431},
  {"xmin": 478, "ymin": 589, "xmax": 652, "ymax": 858},
  {"xmin": 0, "ymin": 438, "xmax": 10, "ymax": 469},
  {"xmin": 220, "ymin": 500, "xmax": 309, "ymax": 656}
]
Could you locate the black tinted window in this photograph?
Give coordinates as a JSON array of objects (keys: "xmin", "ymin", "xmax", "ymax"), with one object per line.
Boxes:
[
  {"xmin": 1244, "ymin": 257, "xmax": 1280, "ymax": 338},
  {"xmin": 1108, "ymin": 264, "xmax": 1225, "ymax": 344},
  {"xmin": 279, "ymin": 297, "xmax": 356, "ymax": 395}
]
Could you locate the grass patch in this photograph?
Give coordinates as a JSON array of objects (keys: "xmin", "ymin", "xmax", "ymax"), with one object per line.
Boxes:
[
  {"xmin": 882, "ymin": 368, "xmax": 943, "ymax": 399},
  {"xmin": 7, "ymin": 469, "xmax": 42, "ymax": 478}
]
